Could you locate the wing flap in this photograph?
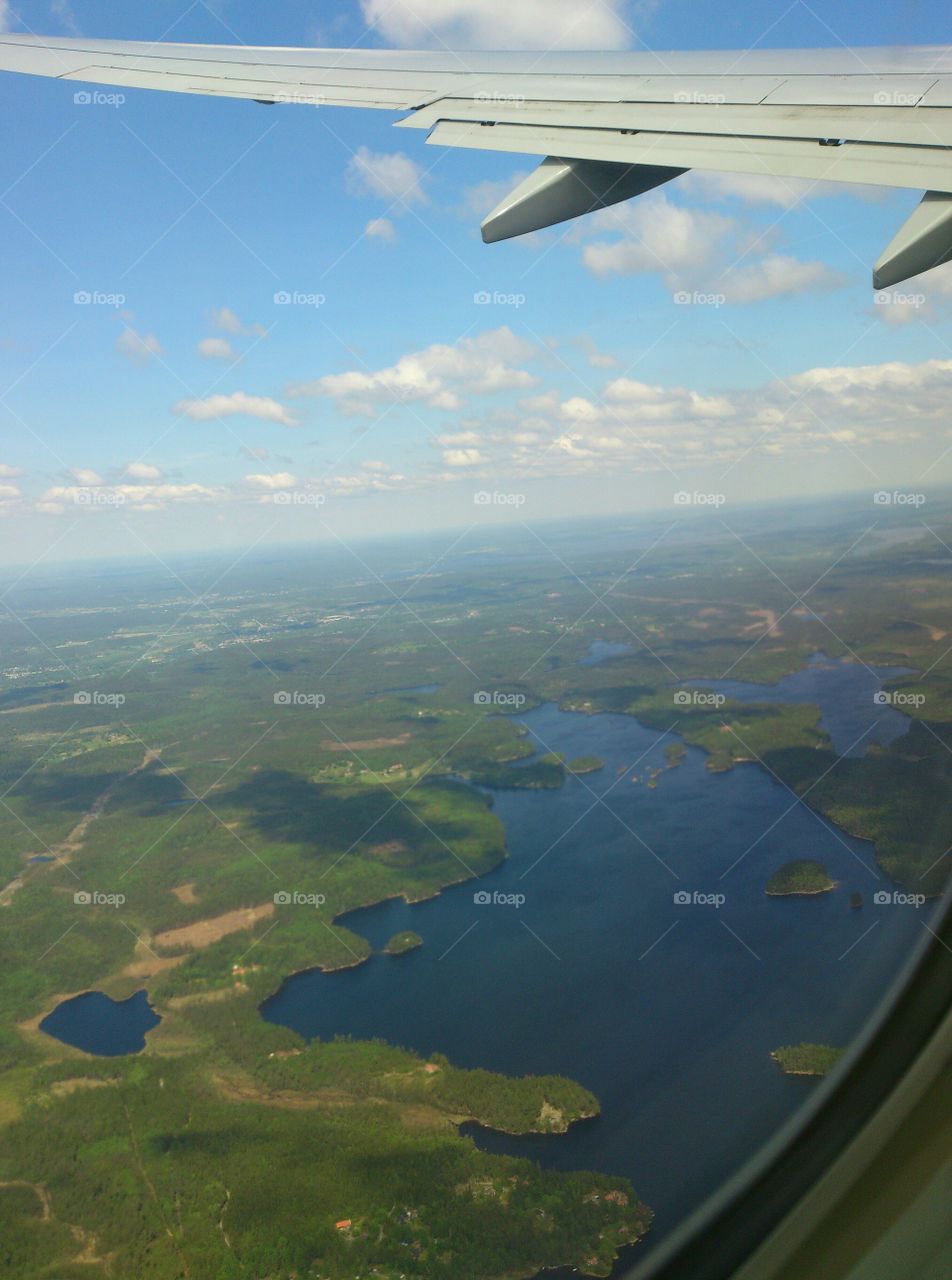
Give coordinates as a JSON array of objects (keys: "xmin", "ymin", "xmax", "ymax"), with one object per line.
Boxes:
[
  {"xmin": 398, "ymin": 97, "xmax": 952, "ymax": 149},
  {"xmin": 427, "ymin": 119, "xmax": 952, "ymax": 194}
]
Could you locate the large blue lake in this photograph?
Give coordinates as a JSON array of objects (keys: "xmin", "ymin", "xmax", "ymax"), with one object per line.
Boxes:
[{"xmin": 262, "ymin": 660, "xmax": 933, "ymax": 1265}]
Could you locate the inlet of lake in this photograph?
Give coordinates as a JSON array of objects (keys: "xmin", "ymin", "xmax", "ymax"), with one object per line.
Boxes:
[
  {"xmin": 260, "ymin": 654, "xmax": 935, "ymax": 1267},
  {"xmin": 39, "ymin": 653, "xmax": 936, "ymax": 1271}
]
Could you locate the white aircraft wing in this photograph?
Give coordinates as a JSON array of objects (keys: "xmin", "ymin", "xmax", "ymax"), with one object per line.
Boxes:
[{"xmin": 1, "ymin": 35, "xmax": 952, "ymax": 286}]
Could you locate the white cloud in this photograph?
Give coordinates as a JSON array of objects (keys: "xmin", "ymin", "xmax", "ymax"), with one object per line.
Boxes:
[
  {"xmin": 682, "ymin": 170, "xmax": 885, "ymax": 208},
  {"xmin": 582, "ymin": 195, "xmax": 736, "ymax": 281},
  {"xmin": 442, "ymin": 447, "xmax": 486, "ymax": 468},
  {"xmin": 0, "ymin": 463, "xmax": 23, "ymax": 478},
  {"xmin": 722, "ymin": 254, "xmax": 844, "ymax": 304},
  {"xmin": 123, "ymin": 462, "xmax": 162, "ymax": 482},
  {"xmin": 361, "ymin": 0, "xmax": 634, "ymax": 50},
  {"xmin": 40, "ymin": 483, "xmax": 221, "ymax": 512},
  {"xmin": 51, "ymin": 0, "xmax": 81, "ymax": 35},
  {"xmin": 70, "ymin": 468, "xmax": 103, "ymax": 486},
  {"xmin": 210, "ymin": 307, "xmax": 266, "ymax": 338},
  {"xmin": 427, "ymin": 356, "xmax": 952, "ymax": 483},
  {"xmin": 0, "ymin": 483, "xmax": 21, "ymax": 501},
  {"xmin": 117, "ymin": 328, "xmax": 163, "ymax": 366},
  {"xmin": 244, "ymin": 472, "xmax": 298, "ymax": 491},
  {"xmin": 198, "ymin": 337, "xmax": 237, "ymax": 360},
  {"xmin": 173, "ymin": 392, "xmax": 298, "ymax": 427},
  {"xmin": 347, "ymin": 147, "xmax": 427, "ymax": 209},
  {"xmin": 460, "ymin": 170, "xmax": 532, "ymax": 220},
  {"xmin": 0, "ymin": 2, "xmax": 11, "ymax": 33},
  {"xmin": 365, "ymin": 217, "xmax": 397, "ymax": 242},
  {"xmin": 291, "ymin": 327, "xmax": 538, "ymax": 417}
]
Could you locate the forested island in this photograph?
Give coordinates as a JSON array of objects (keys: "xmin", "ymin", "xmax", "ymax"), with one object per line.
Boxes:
[
  {"xmin": 766, "ymin": 860, "xmax": 835, "ymax": 896},
  {"xmin": 384, "ymin": 931, "xmax": 423, "ymax": 955},
  {"xmin": 771, "ymin": 1044, "xmax": 846, "ymax": 1076}
]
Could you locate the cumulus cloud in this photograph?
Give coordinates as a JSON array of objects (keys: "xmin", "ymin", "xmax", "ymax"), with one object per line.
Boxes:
[
  {"xmin": 721, "ymin": 254, "xmax": 844, "ymax": 304},
  {"xmin": 0, "ymin": 463, "xmax": 23, "ymax": 478},
  {"xmin": 579, "ymin": 194, "xmax": 843, "ymax": 302},
  {"xmin": 117, "ymin": 328, "xmax": 164, "ymax": 366},
  {"xmin": 244, "ymin": 472, "xmax": 298, "ymax": 491},
  {"xmin": 173, "ymin": 392, "xmax": 298, "ymax": 427},
  {"xmin": 360, "ymin": 0, "xmax": 634, "ymax": 50},
  {"xmin": 582, "ymin": 195, "xmax": 736, "ymax": 282},
  {"xmin": 682, "ymin": 170, "xmax": 885, "ymax": 208},
  {"xmin": 417, "ymin": 356, "xmax": 952, "ymax": 483},
  {"xmin": 347, "ymin": 147, "xmax": 427, "ymax": 209},
  {"xmin": 39, "ymin": 483, "xmax": 221, "ymax": 513},
  {"xmin": 198, "ymin": 337, "xmax": 237, "ymax": 360},
  {"xmin": 70, "ymin": 467, "xmax": 104, "ymax": 486},
  {"xmin": 290, "ymin": 327, "xmax": 538, "ymax": 417},
  {"xmin": 365, "ymin": 217, "xmax": 397, "ymax": 242},
  {"xmin": 122, "ymin": 462, "xmax": 162, "ymax": 481},
  {"xmin": 210, "ymin": 307, "xmax": 266, "ymax": 338}
]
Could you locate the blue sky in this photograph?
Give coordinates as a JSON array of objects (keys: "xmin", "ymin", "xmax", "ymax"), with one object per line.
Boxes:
[{"xmin": 2, "ymin": 0, "xmax": 952, "ymax": 566}]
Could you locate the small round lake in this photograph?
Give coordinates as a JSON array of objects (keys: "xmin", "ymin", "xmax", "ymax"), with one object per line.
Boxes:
[{"xmin": 40, "ymin": 990, "xmax": 160, "ymax": 1056}]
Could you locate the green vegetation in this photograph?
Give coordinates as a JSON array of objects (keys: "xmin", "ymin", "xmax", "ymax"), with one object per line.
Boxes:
[
  {"xmin": 566, "ymin": 756, "xmax": 605, "ymax": 775},
  {"xmin": 771, "ymin": 1044, "xmax": 846, "ymax": 1076},
  {"xmin": 2, "ymin": 505, "xmax": 952, "ymax": 1275},
  {"xmin": 766, "ymin": 860, "xmax": 835, "ymax": 897},
  {"xmin": 384, "ymin": 931, "xmax": 423, "ymax": 955}
]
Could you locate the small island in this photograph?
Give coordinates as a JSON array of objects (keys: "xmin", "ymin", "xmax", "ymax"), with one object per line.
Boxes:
[
  {"xmin": 766, "ymin": 859, "xmax": 835, "ymax": 897},
  {"xmin": 566, "ymin": 755, "xmax": 605, "ymax": 775},
  {"xmin": 771, "ymin": 1043, "xmax": 846, "ymax": 1077},
  {"xmin": 383, "ymin": 931, "xmax": 423, "ymax": 956},
  {"xmin": 665, "ymin": 742, "xmax": 687, "ymax": 769}
]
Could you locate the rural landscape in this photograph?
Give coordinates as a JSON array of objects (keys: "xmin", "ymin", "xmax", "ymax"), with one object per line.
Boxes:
[{"xmin": 1, "ymin": 496, "xmax": 950, "ymax": 1279}]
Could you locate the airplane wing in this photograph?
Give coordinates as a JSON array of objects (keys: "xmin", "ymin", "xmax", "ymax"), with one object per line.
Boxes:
[{"xmin": 1, "ymin": 34, "xmax": 952, "ymax": 287}]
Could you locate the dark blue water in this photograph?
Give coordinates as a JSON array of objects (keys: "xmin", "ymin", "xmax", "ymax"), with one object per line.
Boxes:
[
  {"xmin": 687, "ymin": 653, "xmax": 915, "ymax": 756},
  {"xmin": 261, "ymin": 687, "xmax": 935, "ymax": 1258},
  {"xmin": 580, "ymin": 640, "xmax": 636, "ymax": 667},
  {"xmin": 40, "ymin": 990, "xmax": 160, "ymax": 1056}
]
